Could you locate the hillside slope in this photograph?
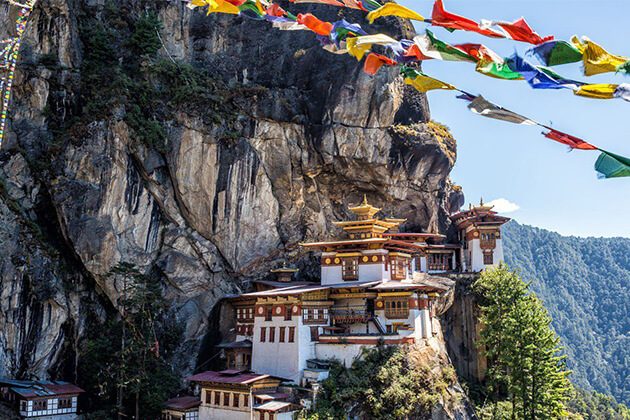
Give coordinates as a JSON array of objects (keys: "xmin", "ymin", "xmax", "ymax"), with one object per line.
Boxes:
[{"xmin": 502, "ymin": 221, "xmax": 629, "ymax": 404}]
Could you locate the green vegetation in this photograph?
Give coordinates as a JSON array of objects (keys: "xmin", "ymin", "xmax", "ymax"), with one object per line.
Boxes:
[
  {"xmin": 77, "ymin": 263, "xmax": 183, "ymax": 419},
  {"xmin": 304, "ymin": 345, "xmax": 459, "ymax": 419},
  {"xmin": 568, "ymin": 388, "xmax": 630, "ymax": 419},
  {"xmin": 474, "ymin": 265, "xmax": 572, "ymax": 419},
  {"xmin": 503, "ymin": 221, "xmax": 630, "ymax": 405}
]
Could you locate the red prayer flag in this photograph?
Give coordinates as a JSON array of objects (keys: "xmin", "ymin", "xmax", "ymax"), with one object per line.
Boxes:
[
  {"xmin": 297, "ymin": 13, "xmax": 333, "ymax": 36},
  {"xmin": 496, "ymin": 18, "xmax": 554, "ymax": 45},
  {"xmin": 431, "ymin": 0, "xmax": 505, "ymax": 39},
  {"xmin": 363, "ymin": 53, "xmax": 397, "ymax": 75},
  {"xmin": 544, "ymin": 129, "xmax": 598, "ymax": 150},
  {"xmin": 454, "ymin": 43, "xmax": 502, "ymax": 63},
  {"xmin": 266, "ymin": 4, "xmax": 287, "ymax": 17},
  {"xmin": 404, "ymin": 44, "xmax": 433, "ymax": 61}
]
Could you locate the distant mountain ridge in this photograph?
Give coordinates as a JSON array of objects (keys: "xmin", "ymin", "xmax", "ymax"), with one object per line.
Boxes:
[{"xmin": 502, "ymin": 221, "xmax": 629, "ymax": 405}]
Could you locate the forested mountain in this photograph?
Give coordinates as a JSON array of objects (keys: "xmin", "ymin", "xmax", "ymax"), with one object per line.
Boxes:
[{"xmin": 502, "ymin": 221, "xmax": 629, "ymax": 405}]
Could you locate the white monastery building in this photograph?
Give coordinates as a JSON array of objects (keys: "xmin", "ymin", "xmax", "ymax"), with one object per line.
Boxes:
[
  {"xmin": 0, "ymin": 378, "xmax": 84, "ymax": 419},
  {"xmin": 180, "ymin": 198, "xmax": 509, "ymax": 419}
]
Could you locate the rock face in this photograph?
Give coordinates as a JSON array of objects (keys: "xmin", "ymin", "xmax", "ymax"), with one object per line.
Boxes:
[{"xmin": 0, "ymin": 0, "xmax": 462, "ymax": 385}]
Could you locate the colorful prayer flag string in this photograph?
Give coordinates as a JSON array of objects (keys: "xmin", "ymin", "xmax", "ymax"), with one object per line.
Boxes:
[{"xmin": 0, "ymin": 0, "xmax": 38, "ymax": 146}]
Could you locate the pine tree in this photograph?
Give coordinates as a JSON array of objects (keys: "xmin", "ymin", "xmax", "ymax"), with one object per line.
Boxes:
[{"xmin": 474, "ymin": 265, "xmax": 571, "ymax": 419}]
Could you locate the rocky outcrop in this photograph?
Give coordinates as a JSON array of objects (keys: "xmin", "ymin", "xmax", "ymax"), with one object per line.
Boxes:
[{"xmin": 0, "ymin": 0, "xmax": 462, "ymax": 383}]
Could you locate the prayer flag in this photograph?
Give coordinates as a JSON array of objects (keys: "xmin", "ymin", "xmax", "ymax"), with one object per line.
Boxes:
[
  {"xmin": 363, "ymin": 53, "xmax": 397, "ymax": 75},
  {"xmin": 387, "ymin": 39, "xmax": 421, "ymax": 63},
  {"xmin": 493, "ymin": 17, "xmax": 553, "ymax": 45},
  {"xmin": 613, "ymin": 84, "xmax": 630, "ymax": 102},
  {"xmin": 454, "ymin": 43, "xmax": 503, "ymax": 64},
  {"xmin": 574, "ymin": 84, "xmax": 618, "ymax": 99},
  {"xmin": 331, "ymin": 19, "xmax": 366, "ymax": 47},
  {"xmin": 476, "ymin": 60, "xmax": 523, "ymax": 81},
  {"xmin": 402, "ymin": 68, "xmax": 456, "ymax": 93},
  {"xmin": 571, "ymin": 36, "xmax": 628, "ymax": 76},
  {"xmin": 543, "ymin": 128, "xmax": 597, "ymax": 150},
  {"xmin": 366, "ymin": 3, "xmax": 425, "ymax": 24},
  {"xmin": 290, "ymin": 0, "xmax": 345, "ymax": 6},
  {"xmin": 528, "ymin": 40, "xmax": 583, "ymax": 67},
  {"xmin": 297, "ymin": 13, "xmax": 333, "ymax": 36},
  {"xmin": 431, "ymin": 0, "xmax": 505, "ymax": 39},
  {"xmin": 466, "ymin": 95, "xmax": 536, "ymax": 125},
  {"xmin": 595, "ymin": 150, "xmax": 630, "ymax": 178},
  {"xmin": 346, "ymin": 34, "xmax": 397, "ymax": 60},
  {"xmin": 506, "ymin": 53, "xmax": 582, "ymax": 89},
  {"xmin": 412, "ymin": 30, "xmax": 476, "ymax": 62}
]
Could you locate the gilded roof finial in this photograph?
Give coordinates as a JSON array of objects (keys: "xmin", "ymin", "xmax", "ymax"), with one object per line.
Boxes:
[
  {"xmin": 362, "ymin": 194, "xmax": 369, "ymax": 206},
  {"xmin": 480, "ymin": 197, "xmax": 484, "ymax": 206}
]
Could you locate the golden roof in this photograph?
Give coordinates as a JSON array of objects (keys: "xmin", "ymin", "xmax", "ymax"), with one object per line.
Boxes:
[{"xmin": 348, "ymin": 195, "xmax": 381, "ymax": 220}]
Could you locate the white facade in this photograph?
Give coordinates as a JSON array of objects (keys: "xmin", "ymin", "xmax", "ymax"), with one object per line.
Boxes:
[
  {"xmin": 466, "ymin": 237, "xmax": 504, "ymax": 272},
  {"xmin": 199, "ymin": 388, "xmax": 251, "ymax": 420},
  {"xmin": 251, "ymin": 313, "xmax": 324, "ymax": 383},
  {"xmin": 18, "ymin": 396, "xmax": 78, "ymax": 419}
]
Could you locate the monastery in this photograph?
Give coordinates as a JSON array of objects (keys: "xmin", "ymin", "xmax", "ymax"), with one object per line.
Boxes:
[{"xmin": 165, "ymin": 198, "xmax": 509, "ymax": 420}]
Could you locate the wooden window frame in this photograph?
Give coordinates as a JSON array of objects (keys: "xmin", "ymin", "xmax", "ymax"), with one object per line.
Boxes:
[
  {"xmin": 341, "ymin": 258, "xmax": 358, "ymax": 281},
  {"xmin": 483, "ymin": 252, "xmax": 494, "ymax": 265},
  {"xmin": 33, "ymin": 399, "xmax": 48, "ymax": 411},
  {"xmin": 269, "ymin": 327, "xmax": 275, "ymax": 343},
  {"xmin": 58, "ymin": 398, "xmax": 72, "ymax": 409},
  {"xmin": 223, "ymin": 392, "xmax": 230, "ymax": 406},
  {"xmin": 232, "ymin": 393, "xmax": 239, "ymax": 408},
  {"xmin": 288, "ymin": 326, "xmax": 295, "ymax": 343},
  {"xmin": 284, "ymin": 305, "xmax": 292, "ymax": 321},
  {"xmin": 384, "ymin": 299, "xmax": 409, "ymax": 319},
  {"xmin": 279, "ymin": 326, "xmax": 286, "ymax": 342},
  {"xmin": 265, "ymin": 306, "xmax": 273, "ymax": 321},
  {"xmin": 260, "ymin": 327, "xmax": 266, "ymax": 343}
]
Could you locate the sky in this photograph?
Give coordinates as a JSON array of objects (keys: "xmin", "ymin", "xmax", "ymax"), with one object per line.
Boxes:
[{"xmin": 396, "ymin": 0, "xmax": 630, "ymax": 238}]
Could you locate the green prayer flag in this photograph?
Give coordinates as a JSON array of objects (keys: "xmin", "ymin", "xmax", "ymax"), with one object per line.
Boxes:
[
  {"xmin": 530, "ymin": 40, "xmax": 583, "ymax": 67},
  {"xmin": 595, "ymin": 150, "xmax": 630, "ymax": 178},
  {"xmin": 425, "ymin": 30, "xmax": 476, "ymax": 62},
  {"xmin": 476, "ymin": 60, "xmax": 523, "ymax": 80},
  {"xmin": 616, "ymin": 60, "xmax": 630, "ymax": 74}
]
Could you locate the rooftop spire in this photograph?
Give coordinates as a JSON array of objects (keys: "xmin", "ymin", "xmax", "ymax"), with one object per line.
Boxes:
[{"xmin": 348, "ymin": 195, "xmax": 380, "ymax": 221}]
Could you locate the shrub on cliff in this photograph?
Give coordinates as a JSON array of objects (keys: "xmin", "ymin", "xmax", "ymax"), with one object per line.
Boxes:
[{"xmin": 305, "ymin": 345, "xmax": 458, "ymax": 419}]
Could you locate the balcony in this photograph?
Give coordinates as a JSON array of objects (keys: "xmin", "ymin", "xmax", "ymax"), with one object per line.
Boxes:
[
  {"xmin": 384, "ymin": 308, "xmax": 410, "ymax": 319},
  {"xmin": 329, "ymin": 307, "xmax": 371, "ymax": 324}
]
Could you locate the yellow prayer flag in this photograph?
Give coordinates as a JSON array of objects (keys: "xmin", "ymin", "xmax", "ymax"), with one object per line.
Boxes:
[
  {"xmin": 571, "ymin": 36, "xmax": 628, "ymax": 76},
  {"xmin": 404, "ymin": 74, "xmax": 455, "ymax": 93},
  {"xmin": 346, "ymin": 34, "xmax": 397, "ymax": 61},
  {"xmin": 202, "ymin": 0, "xmax": 241, "ymax": 15},
  {"xmin": 366, "ymin": 3, "xmax": 425, "ymax": 24},
  {"xmin": 574, "ymin": 84, "xmax": 617, "ymax": 99}
]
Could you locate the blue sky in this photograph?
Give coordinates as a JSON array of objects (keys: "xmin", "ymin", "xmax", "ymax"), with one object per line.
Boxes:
[{"xmin": 397, "ymin": 0, "xmax": 630, "ymax": 237}]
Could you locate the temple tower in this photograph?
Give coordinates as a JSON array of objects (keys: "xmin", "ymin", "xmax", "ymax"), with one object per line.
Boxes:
[{"xmin": 451, "ymin": 199, "xmax": 510, "ymax": 272}]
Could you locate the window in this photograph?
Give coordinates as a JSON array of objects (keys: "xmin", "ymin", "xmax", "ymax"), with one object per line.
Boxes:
[
  {"xmin": 20, "ymin": 401, "xmax": 27, "ymax": 412},
  {"xmin": 302, "ymin": 308, "xmax": 329, "ymax": 324},
  {"xmin": 269, "ymin": 327, "xmax": 275, "ymax": 342},
  {"xmin": 310, "ymin": 326, "xmax": 319, "ymax": 342},
  {"xmin": 265, "ymin": 306, "xmax": 273, "ymax": 321},
  {"xmin": 288, "ymin": 326, "xmax": 295, "ymax": 342},
  {"xmin": 414, "ymin": 255, "xmax": 423, "ymax": 272},
  {"xmin": 483, "ymin": 252, "xmax": 494, "ymax": 265},
  {"xmin": 260, "ymin": 327, "xmax": 266, "ymax": 342},
  {"xmin": 33, "ymin": 400, "xmax": 47, "ymax": 411},
  {"xmin": 223, "ymin": 392, "xmax": 230, "ymax": 406},
  {"xmin": 279, "ymin": 326, "xmax": 286, "ymax": 342},
  {"xmin": 213, "ymin": 391, "xmax": 220, "ymax": 406},
  {"xmin": 428, "ymin": 253, "xmax": 452, "ymax": 271},
  {"xmin": 244, "ymin": 394, "xmax": 249, "ymax": 407},
  {"xmin": 232, "ymin": 393, "xmax": 239, "ymax": 408},
  {"xmin": 342, "ymin": 258, "xmax": 358, "ymax": 280},
  {"xmin": 284, "ymin": 305, "xmax": 292, "ymax": 321},
  {"xmin": 384, "ymin": 299, "xmax": 409, "ymax": 319},
  {"xmin": 390, "ymin": 257, "xmax": 408, "ymax": 280}
]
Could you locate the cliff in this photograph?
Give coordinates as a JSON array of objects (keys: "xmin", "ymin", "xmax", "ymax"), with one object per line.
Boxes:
[{"xmin": 0, "ymin": 0, "xmax": 463, "ymax": 396}]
